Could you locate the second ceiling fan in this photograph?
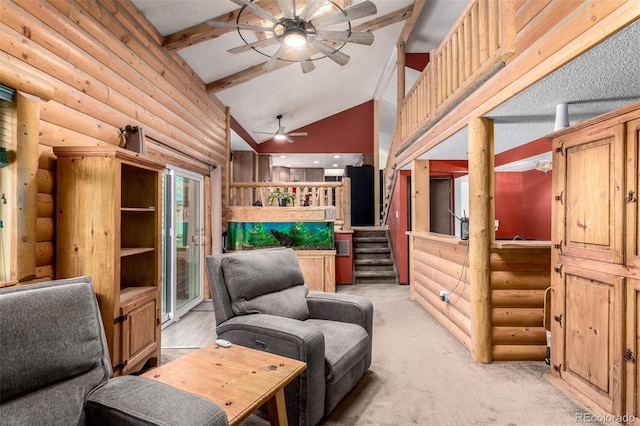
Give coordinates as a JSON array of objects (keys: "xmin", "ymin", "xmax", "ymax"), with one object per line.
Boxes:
[
  {"xmin": 255, "ymin": 115, "xmax": 308, "ymax": 143},
  {"xmin": 207, "ymin": 0, "xmax": 377, "ymax": 73}
]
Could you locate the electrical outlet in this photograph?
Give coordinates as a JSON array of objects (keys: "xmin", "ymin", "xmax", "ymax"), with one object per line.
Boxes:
[{"xmin": 439, "ymin": 290, "xmax": 449, "ymax": 302}]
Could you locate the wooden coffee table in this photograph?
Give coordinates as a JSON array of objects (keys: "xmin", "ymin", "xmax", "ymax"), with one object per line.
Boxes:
[{"xmin": 142, "ymin": 343, "xmax": 306, "ymax": 426}]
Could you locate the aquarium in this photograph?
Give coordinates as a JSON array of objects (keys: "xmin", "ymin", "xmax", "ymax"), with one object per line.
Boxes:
[{"xmin": 228, "ymin": 221, "xmax": 334, "ymax": 251}]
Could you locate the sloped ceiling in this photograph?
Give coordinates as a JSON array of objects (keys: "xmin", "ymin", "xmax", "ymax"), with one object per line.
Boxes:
[
  {"xmin": 130, "ymin": 1, "xmax": 639, "ymax": 172},
  {"xmin": 130, "ymin": 0, "xmax": 467, "ymax": 169}
]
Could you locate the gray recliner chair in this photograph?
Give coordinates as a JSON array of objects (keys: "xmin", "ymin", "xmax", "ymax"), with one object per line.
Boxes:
[
  {"xmin": 0, "ymin": 276, "xmax": 228, "ymax": 426},
  {"xmin": 206, "ymin": 248, "xmax": 373, "ymax": 426}
]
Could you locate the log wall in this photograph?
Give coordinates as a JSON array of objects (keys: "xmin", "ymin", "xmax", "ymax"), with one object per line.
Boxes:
[
  {"xmin": 490, "ymin": 242, "xmax": 550, "ymax": 361},
  {"xmin": 0, "ymin": 0, "xmax": 227, "ymax": 285},
  {"xmin": 35, "ymin": 148, "xmax": 56, "ymax": 281},
  {"xmin": 410, "ymin": 233, "xmax": 550, "ymax": 360},
  {"xmin": 412, "ymin": 234, "xmax": 472, "ymax": 351}
]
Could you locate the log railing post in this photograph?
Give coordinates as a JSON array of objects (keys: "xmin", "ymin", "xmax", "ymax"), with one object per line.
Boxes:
[
  {"xmin": 468, "ymin": 116, "xmax": 494, "ymax": 364},
  {"xmin": 15, "ymin": 93, "xmax": 40, "ymax": 282}
]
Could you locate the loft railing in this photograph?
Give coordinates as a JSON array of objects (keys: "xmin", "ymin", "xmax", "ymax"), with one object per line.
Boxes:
[
  {"xmin": 228, "ymin": 179, "xmax": 351, "ymax": 230},
  {"xmin": 383, "ymin": 0, "xmax": 515, "ymax": 213}
]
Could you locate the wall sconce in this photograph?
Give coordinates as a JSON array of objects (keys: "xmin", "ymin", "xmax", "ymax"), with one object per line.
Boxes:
[
  {"xmin": 120, "ymin": 125, "xmax": 146, "ymax": 155},
  {"xmin": 536, "ymin": 160, "xmax": 552, "ymax": 173}
]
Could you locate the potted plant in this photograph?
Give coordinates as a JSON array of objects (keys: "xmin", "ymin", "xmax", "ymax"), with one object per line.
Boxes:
[{"xmin": 267, "ymin": 188, "xmax": 296, "ymax": 207}]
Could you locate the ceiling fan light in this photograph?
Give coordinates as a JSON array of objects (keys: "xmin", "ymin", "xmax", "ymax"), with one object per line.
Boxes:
[
  {"xmin": 274, "ymin": 133, "xmax": 287, "ymax": 141},
  {"xmin": 283, "ymin": 22, "xmax": 307, "ymax": 48}
]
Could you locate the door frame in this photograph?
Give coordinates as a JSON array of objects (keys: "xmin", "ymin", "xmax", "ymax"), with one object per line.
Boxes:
[{"xmin": 162, "ymin": 165, "xmax": 205, "ymax": 327}]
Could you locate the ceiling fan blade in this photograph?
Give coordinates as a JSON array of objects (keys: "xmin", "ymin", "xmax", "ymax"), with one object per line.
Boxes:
[
  {"xmin": 207, "ymin": 20, "xmax": 272, "ymax": 32},
  {"xmin": 264, "ymin": 45, "xmax": 289, "ymax": 70},
  {"xmin": 276, "ymin": 0, "xmax": 294, "ymax": 19},
  {"xmin": 286, "ymin": 132, "xmax": 308, "ymax": 136},
  {"xmin": 228, "ymin": 37, "xmax": 277, "ymax": 54},
  {"xmin": 229, "ymin": 0, "xmax": 277, "ymax": 23},
  {"xmin": 299, "ymin": 0, "xmax": 326, "ymax": 20},
  {"xmin": 254, "ymin": 131, "xmax": 276, "ymax": 135},
  {"xmin": 284, "ymin": 135, "xmax": 295, "ymax": 143},
  {"xmin": 315, "ymin": 30, "xmax": 374, "ymax": 45},
  {"xmin": 312, "ymin": 0, "xmax": 377, "ymax": 27},
  {"xmin": 297, "ymin": 47, "xmax": 315, "ymax": 73},
  {"xmin": 310, "ymin": 40, "xmax": 350, "ymax": 66}
]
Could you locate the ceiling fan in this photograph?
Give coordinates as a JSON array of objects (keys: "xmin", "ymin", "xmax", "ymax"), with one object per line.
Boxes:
[
  {"xmin": 255, "ymin": 115, "xmax": 308, "ymax": 143},
  {"xmin": 207, "ymin": 0, "xmax": 377, "ymax": 73}
]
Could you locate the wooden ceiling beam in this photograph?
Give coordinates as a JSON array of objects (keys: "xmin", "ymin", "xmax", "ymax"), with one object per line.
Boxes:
[
  {"xmin": 398, "ymin": 0, "xmax": 425, "ymax": 44},
  {"xmin": 206, "ymin": 4, "xmax": 414, "ymax": 94},
  {"xmin": 163, "ymin": 0, "xmax": 286, "ymax": 52}
]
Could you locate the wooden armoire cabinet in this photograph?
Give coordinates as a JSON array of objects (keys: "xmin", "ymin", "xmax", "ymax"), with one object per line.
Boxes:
[
  {"xmin": 548, "ymin": 102, "xmax": 640, "ymax": 418},
  {"xmin": 54, "ymin": 146, "xmax": 164, "ymax": 376}
]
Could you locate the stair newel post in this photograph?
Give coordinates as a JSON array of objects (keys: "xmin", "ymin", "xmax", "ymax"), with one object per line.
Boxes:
[{"xmin": 468, "ymin": 117, "xmax": 494, "ymax": 364}]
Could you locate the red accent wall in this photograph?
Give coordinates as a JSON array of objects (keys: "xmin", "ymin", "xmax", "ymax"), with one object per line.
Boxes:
[
  {"xmin": 230, "ymin": 116, "xmax": 260, "ymax": 151},
  {"xmin": 495, "ymin": 137, "xmax": 551, "ymax": 166},
  {"xmin": 522, "ymin": 170, "xmax": 552, "ymax": 240},
  {"xmin": 405, "ymin": 53, "xmax": 430, "ymax": 72},
  {"xmin": 335, "ymin": 232, "xmax": 353, "ymax": 284},
  {"xmin": 495, "ymin": 173, "xmax": 524, "ymax": 239},
  {"xmin": 254, "ymin": 101, "xmax": 374, "ymax": 155},
  {"xmin": 429, "ymin": 160, "xmax": 468, "ymax": 176},
  {"xmin": 495, "ymin": 171, "xmax": 551, "ymax": 240},
  {"xmin": 387, "ymin": 170, "xmax": 410, "ymax": 284}
]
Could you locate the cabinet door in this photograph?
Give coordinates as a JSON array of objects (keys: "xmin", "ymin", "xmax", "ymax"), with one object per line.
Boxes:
[
  {"xmin": 258, "ymin": 154, "xmax": 272, "ymax": 182},
  {"xmin": 297, "ymin": 255, "xmax": 324, "ymax": 292},
  {"xmin": 555, "ymin": 124, "xmax": 625, "ymax": 264},
  {"xmin": 232, "ymin": 151, "xmax": 255, "ymax": 182},
  {"xmin": 295, "ymin": 252, "xmax": 335, "ymax": 292},
  {"xmin": 306, "ymin": 168, "xmax": 325, "ymax": 182},
  {"xmin": 121, "ymin": 291, "xmax": 159, "ymax": 375},
  {"xmin": 627, "ymin": 119, "xmax": 640, "ymax": 268},
  {"xmin": 625, "ymin": 279, "xmax": 640, "ymax": 419},
  {"xmin": 556, "ymin": 265, "xmax": 624, "ymax": 415}
]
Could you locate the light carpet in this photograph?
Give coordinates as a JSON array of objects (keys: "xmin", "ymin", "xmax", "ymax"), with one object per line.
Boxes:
[{"xmin": 161, "ymin": 284, "xmax": 597, "ymax": 425}]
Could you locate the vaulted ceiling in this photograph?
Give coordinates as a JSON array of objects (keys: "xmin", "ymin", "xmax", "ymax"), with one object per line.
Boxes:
[
  {"xmin": 130, "ymin": 0, "xmax": 468, "ymax": 169},
  {"xmin": 130, "ymin": 1, "xmax": 640, "ymax": 174}
]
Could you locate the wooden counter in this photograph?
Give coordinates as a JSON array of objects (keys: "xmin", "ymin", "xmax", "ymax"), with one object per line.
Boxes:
[
  {"xmin": 409, "ymin": 232, "xmax": 551, "ymax": 361},
  {"xmin": 227, "ymin": 206, "xmax": 335, "ymax": 222}
]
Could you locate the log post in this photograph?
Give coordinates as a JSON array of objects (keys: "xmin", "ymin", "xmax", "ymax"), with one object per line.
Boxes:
[
  {"xmin": 15, "ymin": 93, "xmax": 40, "ymax": 282},
  {"xmin": 410, "ymin": 159, "xmax": 430, "ymax": 300},
  {"xmin": 468, "ymin": 117, "xmax": 494, "ymax": 363},
  {"xmin": 342, "ymin": 177, "xmax": 351, "ymax": 231},
  {"xmin": 397, "ymin": 41, "xmax": 406, "ymax": 105},
  {"xmin": 412, "ymin": 159, "xmax": 430, "ymax": 232}
]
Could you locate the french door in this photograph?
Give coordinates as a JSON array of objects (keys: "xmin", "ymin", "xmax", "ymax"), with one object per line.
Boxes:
[{"xmin": 162, "ymin": 166, "xmax": 204, "ymax": 325}]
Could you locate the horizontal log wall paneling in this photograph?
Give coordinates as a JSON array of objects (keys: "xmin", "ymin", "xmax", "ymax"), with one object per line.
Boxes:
[
  {"xmin": 490, "ymin": 246, "xmax": 550, "ymax": 361},
  {"xmin": 1, "ymin": 0, "xmax": 227, "ymax": 173},
  {"xmin": 35, "ymin": 148, "xmax": 56, "ymax": 281},
  {"xmin": 0, "ymin": 0, "xmax": 228, "ymax": 286},
  {"xmin": 411, "ymin": 235, "xmax": 472, "ymax": 351}
]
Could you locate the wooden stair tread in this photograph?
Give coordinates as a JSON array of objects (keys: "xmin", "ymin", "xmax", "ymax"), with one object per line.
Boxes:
[
  {"xmin": 354, "ymin": 259, "xmax": 393, "ymax": 265},
  {"xmin": 354, "ymin": 270, "xmax": 397, "ymax": 277}
]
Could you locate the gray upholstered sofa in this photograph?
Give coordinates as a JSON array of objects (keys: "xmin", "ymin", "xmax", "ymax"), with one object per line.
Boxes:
[
  {"xmin": 206, "ymin": 248, "xmax": 373, "ymax": 426},
  {"xmin": 0, "ymin": 276, "xmax": 228, "ymax": 426}
]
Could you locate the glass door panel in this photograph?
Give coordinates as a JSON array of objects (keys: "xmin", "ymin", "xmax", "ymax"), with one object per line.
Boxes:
[
  {"xmin": 161, "ymin": 166, "xmax": 204, "ymax": 326},
  {"xmin": 175, "ymin": 174, "xmax": 202, "ymax": 313}
]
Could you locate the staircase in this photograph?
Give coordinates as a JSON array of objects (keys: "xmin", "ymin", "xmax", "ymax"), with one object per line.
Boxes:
[{"xmin": 352, "ymin": 228, "xmax": 398, "ymax": 284}]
